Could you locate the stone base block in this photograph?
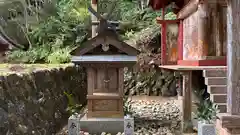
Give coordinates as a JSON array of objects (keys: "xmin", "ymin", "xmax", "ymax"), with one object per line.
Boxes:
[
  {"xmin": 68, "ymin": 115, "xmax": 81, "ymax": 135},
  {"xmin": 80, "ymin": 114, "xmax": 124, "ymax": 134}
]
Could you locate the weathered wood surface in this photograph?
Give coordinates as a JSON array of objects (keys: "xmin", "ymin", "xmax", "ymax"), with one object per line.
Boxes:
[
  {"xmin": 92, "ymin": 100, "xmax": 119, "ymax": 111},
  {"xmin": 177, "ymin": 0, "xmax": 199, "ymax": 19},
  {"xmin": 183, "ymin": 11, "xmax": 199, "ymax": 60},
  {"xmin": 227, "ymin": 0, "xmax": 240, "ymax": 115},
  {"xmin": 87, "ymin": 93, "xmax": 121, "ymax": 99},
  {"xmin": 95, "ymin": 68, "xmax": 118, "ymax": 93},
  {"xmin": 87, "ymin": 68, "xmax": 95, "ymax": 95},
  {"xmin": 118, "ymin": 68, "xmax": 124, "ymax": 96},
  {"xmin": 222, "ymin": 7, "xmax": 227, "ymax": 56},
  {"xmin": 86, "ymin": 67, "xmax": 125, "ymax": 118},
  {"xmin": 221, "ymin": 114, "xmax": 240, "ymax": 128},
  {"xmin": 214, "ymin": 3, "xmax": 224, "ymax": 56},
  {"xmin": 182, "ymin": 71, "xmax": 193, "ymax": 133},
  {"xmin": 197, "ymin": 2, "xmax": 208, "ymax": 58},
  {"xmin": 208, "ymin": 3, "xmax": 225, "ymax": 57}
]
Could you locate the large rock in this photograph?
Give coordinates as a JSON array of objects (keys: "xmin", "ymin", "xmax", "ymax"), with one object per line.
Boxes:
[{"xmin": 0, "ymin": 65, "xmax": 87, "ymax": 135}]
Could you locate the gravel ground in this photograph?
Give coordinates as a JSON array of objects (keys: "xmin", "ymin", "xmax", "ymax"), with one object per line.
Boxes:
[
  {"xmin": 57, "ymin": 97, "xmax": 187, "ymax": 135},
  {"xmin": 131, "ymin": 100, "xmax": 181, "ymax": 135}
]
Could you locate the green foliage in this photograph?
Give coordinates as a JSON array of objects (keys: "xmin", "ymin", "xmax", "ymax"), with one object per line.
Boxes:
[
  {"xmin": 123, "ymin": 95, "xmax": 134, "ymax": 116},
  {"xmin": 46, "ymin": 47, "xmax": 71, "ymax": 64},
  {"xmin": 64, "ymin": 91, "xmax": 82, "ymax": 115},
  {"xmin": 5, "ymin": 0, "xmax": 89, "ymax": 63},
  {"xmin": 4, "ymin": 0, "xmax": 177, "ymax": 64},
  {"xmin": 7, "ymin": 45, "xmax": 71, "ymax": 63},
  {"xmin": 194, "ymin": 89, "xmax": 219, "ymax": 124},
  {"xmin": 7, "ymin": 45, "xmax": 51, "ymax": 63}
]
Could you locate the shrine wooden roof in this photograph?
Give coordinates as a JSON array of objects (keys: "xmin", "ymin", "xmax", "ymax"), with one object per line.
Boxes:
[{"xmin": 71, "ymin": 30, "xmax": 140, "ymax": 56}]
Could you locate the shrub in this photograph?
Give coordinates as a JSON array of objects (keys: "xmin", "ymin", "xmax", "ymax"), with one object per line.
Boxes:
[{"xmin": 46, "ymin": 47, "xmax": 71, "ymax": 64}]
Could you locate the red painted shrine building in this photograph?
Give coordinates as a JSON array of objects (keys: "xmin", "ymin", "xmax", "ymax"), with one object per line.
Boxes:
[
  {"xmin": 150, "ymin": 0, "xmax": 227, "ymax": 66},
  {"xmin": 149, "ymin": 0, "xmax": 240, "ymax": 135}
]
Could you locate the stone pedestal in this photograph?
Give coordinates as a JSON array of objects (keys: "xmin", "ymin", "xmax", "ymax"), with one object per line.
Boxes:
[
  {"xmin": 68, "ymin": 115, "xmax": 81, "ymax": 135},
  {"xmin": 124, "ymin": 115, "xmax": 134, "ymax": 135},
  {"xmin": 79, "ymin": 114, "xmax": 124, "ymax": 134},
  {"xmin": 68, "ymin": 114, "xmax": 135, "ymax": 135}
]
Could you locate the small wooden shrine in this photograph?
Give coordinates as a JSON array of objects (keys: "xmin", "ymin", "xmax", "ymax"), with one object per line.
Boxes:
[{"xmin": 71, "ymin": 19, "xmax": 139, "ymax": 118}]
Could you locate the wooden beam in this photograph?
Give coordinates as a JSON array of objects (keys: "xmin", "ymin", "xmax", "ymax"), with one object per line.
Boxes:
[
  {"xmin": 87, "ymin": 95, "xmax": 121, "ymax": 100},
  {"xmin": 208, "ymin": 0, "xmax": 228, "ymax": 7},
  {"xmin": 226, "ymin": 0, "xmax": 240, "ymax": 115},
  {"xmin": 177, "ymin": 0, "xmax": 199, "ymax": 19},
  {"xmin": 182, "ymin": 71, "xmax": 193, "ymax": 133},
  {"xmin": 156, "ymin": 18, "xmax": 181, "ymax": 24}
]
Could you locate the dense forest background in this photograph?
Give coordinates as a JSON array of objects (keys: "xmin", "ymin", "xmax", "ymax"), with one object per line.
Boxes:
[{"xmin": 0, "ymin": 0, "xmax": 176, "ymax": 64}]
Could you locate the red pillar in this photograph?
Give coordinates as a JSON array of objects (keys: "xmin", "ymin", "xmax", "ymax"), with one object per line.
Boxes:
[
  {"xmin": 178, "ymin": 20, "xmax": 183, "ymax": 61},
  {"xmin": 161, "ymin": 7, "xmax": 167, "ymax": 65}
]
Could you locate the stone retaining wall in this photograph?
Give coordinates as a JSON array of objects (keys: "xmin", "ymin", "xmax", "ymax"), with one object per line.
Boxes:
[{"xmin": 0, "ymin": 65, "xmax": 87, "ymax": 135}]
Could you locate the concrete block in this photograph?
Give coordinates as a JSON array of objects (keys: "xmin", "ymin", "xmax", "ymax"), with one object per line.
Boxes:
[
  {"xmin": 208, "ymin": 85, "xmax": 227, "ymax": 94},
  {"xmin": 203, "ymin": 69, "xmax": 226, "ymax": 77},
  {"xmin": 124, "ymin": 115, "xmax": 134, "ymax": 135},
  {"xmin": 68, "ymin": 114, "xmax": 81, "ymax": 135},
  {"xmin": 210, "ymin": 94, "xmax": 227, "ymax": 103},
  {"xmin": 205, "ymin": 77, "xmax": 227, "ymax": 85},
  {"xmin": 79, "ymin": 114, "xmax": 124, "ymax": 134},
  {"xmin": 218, "ymin": 104, "xmax": 227, "ymax": 113}
]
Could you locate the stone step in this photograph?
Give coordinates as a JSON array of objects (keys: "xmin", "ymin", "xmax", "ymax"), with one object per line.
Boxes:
[
  {"xmin": 207, "ymin": 85, "xmax": 227, "ymax": 94},
  {"xmin": 205, "ymin": 77, "xmax": 227, "ymax": 85},
  {"xmin": 217, "ymin": 103, "xmax": 227, "ymax": 113},
  {"xmin": 203, "ymin": 69, "xmax": 226, "ymax": 77},
  {"xmin": 210, "ymin": 94, "xmax": 227, "ymax": 103}
]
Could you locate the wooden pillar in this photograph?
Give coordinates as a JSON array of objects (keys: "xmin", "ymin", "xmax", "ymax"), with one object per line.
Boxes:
[
  {"xmin": 210, "ymin": 2, "xmax": 224, "ymax": 57},
  {"xmin": 91, "ymin": 0, "xmax": 98, "ymax": 37},
  {"xmin": 215, "ymin": 3, "xmax": 224, "ymax": 56},
  {"xmin": 87, "ymin": 68, "xmax": 94, "ymax": 114},
  {"xmin": 198, "ymin": 2, "xmax": 208, "ymax": 59},
  {"xmin": 182, "ymin": 71, "xmax": 193, "ymax": 133},
  {"xmin": 218, "ymin": 1, "xmax": 240, "ymax": 135},
  {"xmin": 226, "ymin": 0, "xmax": 240, "ymax": 116}
]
